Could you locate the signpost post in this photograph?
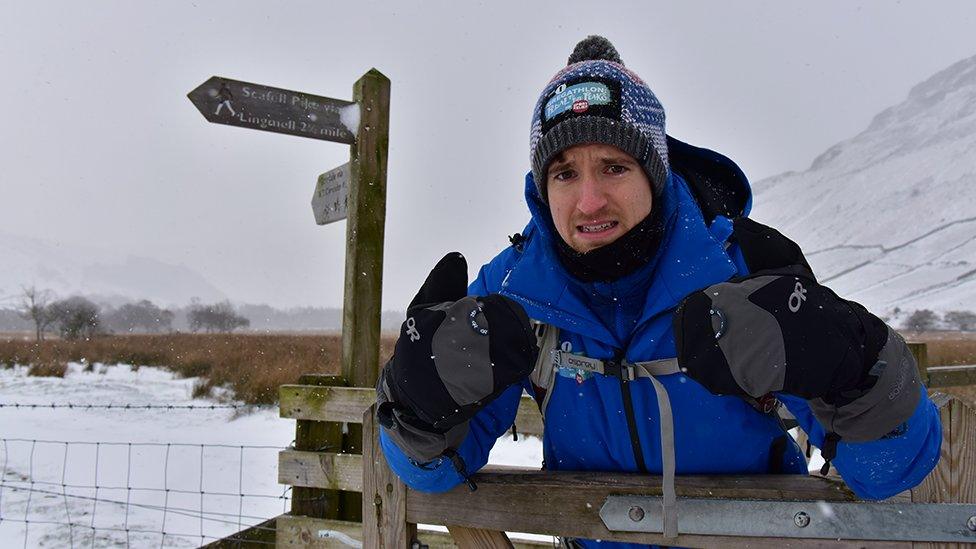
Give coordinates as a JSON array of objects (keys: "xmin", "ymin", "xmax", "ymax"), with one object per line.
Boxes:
[{"xmin": 189, "ymin": 69, "xmax": 390, "ymax": 527}]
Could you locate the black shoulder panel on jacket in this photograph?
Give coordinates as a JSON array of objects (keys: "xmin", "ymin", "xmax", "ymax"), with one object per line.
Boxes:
[
  {"xmin": 508, "ymin": 232, "xmax": 527, "ymax": 252},
  {"xmin": 667, "ymin": 135, "xmax": 751, "ymax": 223},
  {"xmin": 731, "ymin": 217, "xmax": 816, "ymax": 280}
]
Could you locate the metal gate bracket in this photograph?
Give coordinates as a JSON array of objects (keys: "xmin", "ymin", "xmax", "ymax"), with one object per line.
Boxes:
[{"xmin": 600, "ymin": 496, "xmax": 976, "ymax": 543}]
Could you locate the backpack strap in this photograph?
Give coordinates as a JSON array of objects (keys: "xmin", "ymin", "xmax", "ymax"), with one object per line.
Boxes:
[
  {"xmin": 527, "ymin": 321, "xmax": 797, "ymax": 537},
  {"xmin": 529, "ymin": 321, "xmax": 561, "ymax": 420},
  {"xmin": 528, "ymin": 321, "xmax": 679, "ymax": 538},
  {"xmin": 551, "ymin": 351, "xmax": 680, "ymax": 379}
]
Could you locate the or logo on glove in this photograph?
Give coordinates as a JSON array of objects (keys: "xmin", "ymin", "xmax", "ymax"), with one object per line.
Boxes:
[
  {"xmin": 788, "ymin": 281, "xmax": 807, "ymax": 313},
  {"xmin": 674, "ymin": 269, "xmax": 921, "ymax": 459},
  {"xmin": 672, "ymin": 218, "xmax": 922, "ymax": 452},
  {"xmin": 377, "ymin": 252, "xmax": 538, "ymax": 434},
  {"xmin": 405, "ymin": 317, "xmax": 421, "ymax": 342},
  {"xmin": 673, "ymin": 271, "xmax": 888, "ymax": 406}
]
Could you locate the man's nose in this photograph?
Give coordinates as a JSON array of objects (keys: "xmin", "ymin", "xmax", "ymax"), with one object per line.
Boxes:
[{"xmin": 576, "ymin": 175, "xmax": 607, "ymax": 215}]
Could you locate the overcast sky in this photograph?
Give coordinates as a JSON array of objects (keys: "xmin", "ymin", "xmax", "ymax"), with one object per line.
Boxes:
[{"xmin": 2, "ymin": 1, "xmax": 975, "ymax": 310}]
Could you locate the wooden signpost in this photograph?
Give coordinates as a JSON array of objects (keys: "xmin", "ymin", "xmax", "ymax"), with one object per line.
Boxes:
[
  {"xmin": 311, "ymin": 163, "xmax": 350, "ymax": 225},
  {"xmin": 187, "ymin": 76, "xmax": 357, "ymax": 144},
  {"xmin": 188, "ymin": 70, "xmax": 388, "ymax": 387},
  {"xmin": 189, "ymin": 69, "xmax": 390, "ymax": 538}
]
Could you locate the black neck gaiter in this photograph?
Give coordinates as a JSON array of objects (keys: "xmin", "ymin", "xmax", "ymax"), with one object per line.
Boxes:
[{"xmin": 554, "ymin": 208, "xmax": 664, "ymax": 283}]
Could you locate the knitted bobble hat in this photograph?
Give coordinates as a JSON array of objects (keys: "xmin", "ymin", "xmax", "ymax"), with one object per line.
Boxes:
[{"xmin": 529, "ymin": 36, "xmax": 669, "ymax": 202}]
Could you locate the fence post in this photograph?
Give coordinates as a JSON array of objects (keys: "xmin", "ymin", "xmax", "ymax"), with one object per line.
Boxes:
[
  {"xmin": 910, "ymin": 393, "xmax": 976, "ymax": 549},
  {"xmin": 335, "ymin": 68, "xmax": 390, "ymax": 523},
  {"xmin": 362, "ymin": 403, "xmax": 414, "ymax": 547},
  {"xmin": 289, "ymin": 375, "xmax": 346, "ymax": 519},
  {"xmin": 908, "ymin": 341, "xmax": 929, "ymax": 384}
]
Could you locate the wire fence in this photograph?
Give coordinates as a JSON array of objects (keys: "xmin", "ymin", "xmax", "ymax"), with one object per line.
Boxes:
[
  {"xmin": 0, "ymin": 405, "xmax": 291, "ymax": 547},
  {"xmin": 0, "ymin": 483, "xmax": 282, "ymax": 547},
  {"xmin": 0, "ymin": 403, "xmax": 264, "ymax": 411},
  {"xmin": 0, "ymin": 353, "xmax": 323, "ymax": 548}
]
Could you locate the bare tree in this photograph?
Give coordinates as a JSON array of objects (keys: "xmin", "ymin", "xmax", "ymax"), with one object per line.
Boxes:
[
  {"xmin": 158, "ymin": 309, "xmax": 175, "ymax": 332},
  {"xmin": 188, "ymin": 301, "xmax": 250, "ymax": 333},
  {"xmin": 19, "ymin": 285, "xmax": 55, "ymax": 341},
  {"xmin": 903, "ymin": 309, "xmax": 939, "ymax": 332},
  {"xmin": 106, "ymin": 300, "xmax": 174, "ymax": 333},
  {"xmin": 48, "ymin": 296, "xmax": 101, "ymax": 340},
  {"xmin": 944, "ymin": 310, "xmax": 976, "ymax": 332}
]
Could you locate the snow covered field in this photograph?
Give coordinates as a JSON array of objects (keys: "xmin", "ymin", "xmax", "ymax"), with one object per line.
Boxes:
[
  {"xmin": 0, "ymin": 363, "xmax": 291, "ymax": 547},
  {"xmin": 0, "ymin": 362, "xmax": 543, "ymax": 548}
]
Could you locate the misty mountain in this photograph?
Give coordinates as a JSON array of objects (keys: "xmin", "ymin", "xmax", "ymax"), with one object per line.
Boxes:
[
  {"xmin": 0, "ymin": 231, "xmax": 411, "ymax": 333},
  {"xmin": 750, "ymin": 53, "xmax": 976, "ymax": 319},
  {"xmin": 0, "ymin": 231, "xmax": 225, "ymax": 308}
]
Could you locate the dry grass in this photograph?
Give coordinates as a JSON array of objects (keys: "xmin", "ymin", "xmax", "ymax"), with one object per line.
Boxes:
[
  {"xmin": 0, "ymin": 334, "xmax": 397, "ymax": 405},
  {"xmin": 905, "ymin": 331, "xmax": 976, "ymax": 366},
  {"xmin": 2, "ymin": 331, "xmax": 971, "ymax": 407},
  {"xmin": 923, "ymin": 335, "xmax": 976, "ymax": 407},
  {"xmin": 26, "ymin": 359, "xmax": 69, "ymax": 378},
  {"xmin": 902, "ymin": 331, "xmax": 976, "ymax": 407}
]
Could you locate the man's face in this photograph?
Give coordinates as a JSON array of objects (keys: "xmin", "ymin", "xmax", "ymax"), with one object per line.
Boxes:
[{"xmin": 546, "ymin": 143, "xmax": 653, "ymax": 253}]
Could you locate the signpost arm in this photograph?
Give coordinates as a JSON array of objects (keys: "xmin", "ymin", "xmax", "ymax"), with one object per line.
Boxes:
[{"xmin": 341, "ymin": 68, "xmax": 390, "ymax": 390}]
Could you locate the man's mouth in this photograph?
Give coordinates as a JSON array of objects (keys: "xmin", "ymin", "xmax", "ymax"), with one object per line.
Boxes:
[{"xmin": 577, "ymin": 221, "xmax": 618, "ymax": 233}]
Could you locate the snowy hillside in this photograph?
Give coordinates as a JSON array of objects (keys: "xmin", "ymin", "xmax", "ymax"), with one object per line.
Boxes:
[
  {"xmin": 0, "ymin": 232, "xmax": 225, "ymax": 307},
  {"xmin": 751, "ymin": 54, "xmax": 976, "ymax": 317}
]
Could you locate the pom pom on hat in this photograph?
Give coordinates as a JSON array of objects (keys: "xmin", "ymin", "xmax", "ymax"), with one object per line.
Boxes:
[{"xmin": 567, "ymin": 35, "xmax": 623, "ymax": 66}]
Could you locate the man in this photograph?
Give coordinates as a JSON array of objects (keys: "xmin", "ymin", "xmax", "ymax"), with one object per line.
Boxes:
[
  {"xmin": 214, "ymin": 81, "xmax": 236, "ymax": 116},
  {"xmin": 375, "ymin": 36, "xmax": 941, "ymax": 547}
]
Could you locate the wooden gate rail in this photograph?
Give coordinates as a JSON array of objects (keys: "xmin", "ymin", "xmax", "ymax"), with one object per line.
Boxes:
[
  {"xmin": 276, "ymin": 516, "xmax": 488, "ymax": 549},
  {"xmin": 279, "ymin": 384, "xmax": 545, "ymax": 437},
  {"xmin": 272, "ymin": 381, "xmax": 976, "ymax": 547},
  {"xmin": 277, "ymin": 383, "xmax": 549, "ymax": 547},
  {"xmin": 406, "ymin": 468, "xmax": 862, "ymax": 548},
  {"xmin": 276, "ymin": 391, "xmax": 865, "ymax": 548},
  {"xmin": 279, "ymin": 384, "xmax": 375, "ymax": 423},
  {"xmin": 264, "ymin": 341, "xmax": 976, "ymax": 547},
  {"xmin": 925, "ymin": 364, "xmax": 976, "ymax": 387},
  {"xmin": 279, "ymin": 450, "xmax": 363, "ymax": 492}
]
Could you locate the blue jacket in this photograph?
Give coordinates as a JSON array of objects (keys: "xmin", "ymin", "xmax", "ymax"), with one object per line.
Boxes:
[{"xmin": 380, "ymin": 140, "xmax": 942, "ymax": 548}]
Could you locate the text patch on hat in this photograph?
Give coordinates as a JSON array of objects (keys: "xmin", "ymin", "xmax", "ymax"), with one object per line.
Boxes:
[{"xmin": 541, "ymin": 76, "xmax": 621, "ymax": 134}]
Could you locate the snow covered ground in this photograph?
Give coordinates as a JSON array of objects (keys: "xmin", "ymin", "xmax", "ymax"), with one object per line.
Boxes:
[
  {"xmin": 0, "ymin": 363, "xmax": 291, "ymax": 547},
  {"xmin": 2, "ymin": 362, "xmax": 827, "ymax": 547},
  {"xmin": 0, "ymin": 362, "xmax": 543, "ymax": 548}
]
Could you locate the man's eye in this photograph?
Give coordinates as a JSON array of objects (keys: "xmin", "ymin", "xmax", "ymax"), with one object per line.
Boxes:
[
  {"xmin": 552, "ymin": 169, "xmax": 575, "ymax": 181},
  {"xmin": 606, "ymin": 164, "xmax": 628, "ymax": 175}
]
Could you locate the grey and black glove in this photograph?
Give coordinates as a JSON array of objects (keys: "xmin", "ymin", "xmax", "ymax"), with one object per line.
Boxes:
[
  {"xmin": 673, "ymin": 221, "xmax": 921, "ymax": 473},
  {"xmin": 377, "ymin": 252, "xmax": 538, "ymax": 467}
]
